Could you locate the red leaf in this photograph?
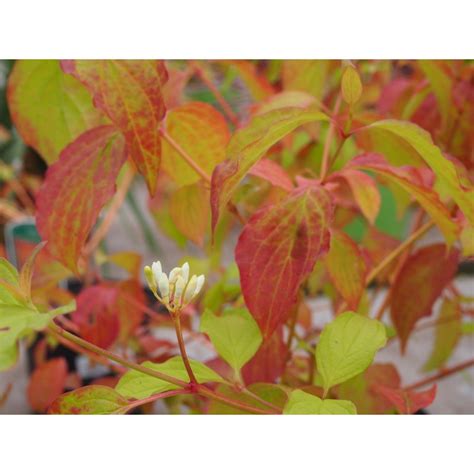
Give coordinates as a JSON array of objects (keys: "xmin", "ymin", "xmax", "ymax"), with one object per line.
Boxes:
[
  {"xmin": 114, "ymin": 279, "xmax": 145, "ymax": 343},
  {"xmin": 27, "ymin": 357, "xmax": 68, "ymax": 413},
  {"xmin": 390, "ymin": 244, "xmax": 459, "ymax": 352},
  {"xmin": 61, "ymin": 60, "xmax": 168, "ymax": 195},
  {"xmin": 249, "ymin": 158, "xmax": 294, "ymax": 191},
  {"xmin": 36, "ymin": 126, "xmax": 126, "ymax": 273},
  {"xmin": 71, "ymin": 285, "xmax": 120, "ymax": 349},
  {"xmin": 372, "ymin": 384, "xmax": 437, "ymax": 414},
  {"xmin": 236, "ymin": 184, "xmax": 333, "ymax": 339},
  {"xmin": 242, "ymin": 328, "xmax": 288, "ymax": 384}
]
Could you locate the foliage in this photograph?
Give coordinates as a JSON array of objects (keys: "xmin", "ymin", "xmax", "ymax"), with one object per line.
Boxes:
[{"xmin": 0, "ymin": 59, "xmax": 473, "ymax": 415}]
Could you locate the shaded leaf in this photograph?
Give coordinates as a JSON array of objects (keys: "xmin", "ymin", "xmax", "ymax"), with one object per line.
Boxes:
[
  {"xmin": 48, "ymin": 385, "xmax": 129, "ymax": 414},
  {"xmin": 116, "ymin": 356, "xmax": 223, "ymax": 400},
  {"xmin": 211, "ymin": 105, "xmax": 328, "ymax": 232},
  {"xmin": 390, "ymin": 244, "xmax": 459, "ymax": 353},
  {"xmin": 236, "ymin": 184, "xmax": 333, "ymax": 339},
  {"xmin": 161, "ymin": 102, "xmax": 230, "ymax": 186},
  {"xmin": 200, "ymin": 308, "xmax": 262, "ymax": 372},
  {"xmin": 62, "ymin": 60, "xmax": 168, "ymax": 195},
  {"xmin": 27, "ymin": 357, "xmax": 68, "ymax": 412},
  {"xmin": 325, "ymin": 229, "xmax": 367, "ymax": 310},
  {"xmin": 423, "ymin": 297, "xmax": 462, "ymax": 372},
  {"xmin": 7, "ymin": 60, "xmax": 103, "ymax": 163},
  {"xmin": 36, "ymin": 126, "xmax": 127, "ymax": 273},
  {"xmin": 283, "ymin": 389, "xmax": 356, "ymax": 414},
  {"xmin": 372, "ymin": 384, "xmax": 437, "ymax": 414},
  {"xmin": 350, "ymin": 154, "xmax": 459, "ymax": 246},
  {"xmin": 316, "ymin": 312, "xmax": 387, "ymax": 393},
  {"xmin": 249, "ymin": 158, "xmax": 293, "ymax": 191}
]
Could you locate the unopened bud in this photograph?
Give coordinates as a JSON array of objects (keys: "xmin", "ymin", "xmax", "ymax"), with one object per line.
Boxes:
[
  {"xmin": 183, "ymin": 274, "xmax": 197, "ymax": 304},
  {"xmin": 168, "ymin": 267, "xmax": 181, "ymax": 285},
  {"xmin": 144, "ymin": 266, "xmax": 156, "ymax": 292},
  {"xmin": 174, "ymin": 275, "xmax": 186, "ymax": 303},
  {"xmin": 181, "ymin": 262, "xmax": 190, "ymax": 283},
  {"xmin": 194, "ymin": 275, "xmax": 205, "ymax": 297},
  {"xmin": 152, "ymin": 261, "xmax": 162, "ymax": 284},
  {"xmin": 158, "ymin": 273, "xmax": 170, "ymax": 301}
]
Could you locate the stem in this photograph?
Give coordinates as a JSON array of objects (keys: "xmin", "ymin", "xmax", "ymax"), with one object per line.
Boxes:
[
  {"xmin": 124, "ymin": 389, "xmax": 190, "ymax": 413},
  {"xmin": 320, "ymin": 94, "xmax": 342, "ymax": 182},
  {"xmin": 190, "ymin": 60, "xmax": 239, "ymax": 127},
  {"xmin": 172, "ymin": 311, "xmax": 197, "ymax": 384},
  {"xmin": 403, "ymin": 359, "xmax": 474, "ymax": 391},
  {"xmin": 84, "ymin": 166, "xmax": 135, "ymax": 256}
]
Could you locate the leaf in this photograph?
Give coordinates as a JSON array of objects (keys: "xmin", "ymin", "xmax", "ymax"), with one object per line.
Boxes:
[
  {"xmin": 62, "ymin": 60, "xmax": 168, "ymax": 195},
  {"xmin": 372, "ymin": 384, "xmax": 437, "ymax": 414},
  {"xmin": 36, "ymin": 126, "xmax": 127, "ymax": 273},
  {"xmin": 27, "ymin": 357, "xmax": 68, "ymax": 412},
  {"xmin": 283, "ymin": 389, "xmax": 356, "ymax": 414},
  {"xmin": 423, "ymin": 297, "xmax": 462, "ymax": 372},
  {"xmin": 333, "ymin": 169, "xmax": 381, "ymax": 224},
  {"xmin": 341, "ymin": 65, "xmax": 362, "ymax": 105},
  {"xmin": 115, "ymin": 356, "xmax": 223, "ymax": 400},
  {"xmin": 248, "ymin": 158, "xmax": 294, "ymax": 191},
  {"xmin": 350, "ymin": 154, "xmax": 459, "ymax": 246},
  {"xmin": 316, "ymin": 311, "xmax": 387, "ymax": 393},
  {"xmin": 224, "ymin": 61, "xmax": 275, "ymax": 101},
  {"xmin": 242, "ymin": 328, "xmax": 288, "ymax": 384},
  {"xmin": 211, "ymin": 105, "xmax": 329, "ymax": 232},
  {"xmin": 0, "ymin": 258, "xmax": 22, "ymax": 304},
  {"xmin": 325, "ymin": 229, "xmax": 367, "ymax": 310},
  {"xmin": 48, "ymin": 385, "xmax": 129, "ymax": 414},
  {"xmin": 71, "ymin": 285, "xmax": 120, "ymax": 349},
  {"xmin": 105, "ymin": 252, "xmax": 142, "ymax": 278},
  {"xmin": 7, "ymin": 60, "xmax": 104, "ymax": 164},
  {"xmin": 235, "ymin": 184, "xmax": 333, "ymax": 339},
  {"xmin": 390, "ymin": 244, "xmax": 459, "ymax": 353},
  {"xmin": 359, "ymin": 120, "xmax": 474, "ymax": 225},
  {"xmin": 282, "ymin": 60, "xmax": 332, "ymax": 99},
  {"xmin": 19, "ymin": 241, "xmax": 47, "ymax": 302},
  {"xmin": 169, "ymin": 182, "xmax": 210, "ymax": 246},
  {"xmin": 200, "ymin": 308, "xmax": 262, "ymax": 372},
  {"xmin": 161, "ymin": 102, "xmax": 230, "ymax": 186},
  {"xmin": 114, "ymin": 280, "xmax": 145, "ymax": 343}
]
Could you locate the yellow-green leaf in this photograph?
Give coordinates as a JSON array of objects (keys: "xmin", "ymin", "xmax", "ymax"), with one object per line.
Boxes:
[
  {"xmin": 316, "ymin": 312, "xmax": 387, "ymax": 393},
  {"xmin": 283, "ymin": 389, "xmax": 356, "ymax": 414},
  {"xmin": 341, "ymin": 65, "xmax": 362, "ymax": 105}
]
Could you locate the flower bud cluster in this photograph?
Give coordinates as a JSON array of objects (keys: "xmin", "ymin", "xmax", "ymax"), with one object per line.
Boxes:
[{"xmin": 144, "ymin": 261, "xmax": 205, "ymax": 312}]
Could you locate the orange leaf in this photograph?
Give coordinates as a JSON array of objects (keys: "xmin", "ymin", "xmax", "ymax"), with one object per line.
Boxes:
[
  {"xmin": 61, "ymin": 60, "xmax": 168, "ymax": 195},
  {"xmin": 325, "ymin": 229, "xmax": 367, "ymax": 310},
  {"xmin": 235, "ymin": 184, "xmax": 333, "ymax": 339},
  {"xmin": 161, "ymin": 102, "xmax": 230, "ymax": 186},
  {"xmin": 36, "ymin": 126, "xmax": 127, "ymax": 273},
  {"xmin": 249, "ymin": 158, "xmax": 294, "ymax": 191},
  {"xmin": 27, "ymin": 357, "xmax": 68, "ymax": 413},
  {"xmin": 372, "ymin": 384, "xmax": 437, "ymax": 414},
  {"xmin": 390, "ymin": 244, "xmax": 459, "ymax": 353}
]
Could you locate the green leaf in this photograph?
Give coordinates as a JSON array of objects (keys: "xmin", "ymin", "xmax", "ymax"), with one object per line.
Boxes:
[
  {"xmin": 48, "ymin": 385, "xmax": 130, "ymax": 414},
  {"xmin": 362, "ymin": 120, "xmax": 474, "ymax": 225},
  {"xmin": 7, "ymin": 60, "xmax": 104, "ymax": 164},
  {"xmin": 200, "ymin": 308, "xmax": 262, "ymax": 372},
  {"xmin": 19, "ymin": 241, "xmax": 47, "ymax": 302},
  {"xmin": 0, "ymin": 258, "xmax": 22, "ymax": 304},
  {"xmin": 115, "ymin": 356, "xmax": 224, "ymax": 399},
  {"xmin": 316, "ymin": 312, "xmax": 387, "ymax": 393},
  {"xmin": 283, "ymin": 389, "xmax": 356, "ymax": 414}
]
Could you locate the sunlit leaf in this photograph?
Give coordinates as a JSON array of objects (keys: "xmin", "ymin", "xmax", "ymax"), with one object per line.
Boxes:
[
  {"xmin": 283, "ymin": 389, "xmax": 356, "ymax": 414},
  {"xmin": 36, "ymin": 126, "xmax": 127, "ymax": 273},
  {"xmin": 62, "ymin": 60, "xmax": 168, "ymax": 195},
  {"xmin": 19, "ymin": 242, "xmax": 47, "ymax": 303},
  {"xmin": 7, "ymin": 60, "xmax": 104, "ymax": 163},
  {"xmin": 236, "ymin": 184, "xmax": 333, "ymax": 339},
  {"xmin": 316, "ymin": 312, "xmax": 387, "ymax": 393},
  {"xmin": 0, "ymin": 258, "xmax": 22, "ymax": 305},
  {"xmin": 200, "ymin": 308, "xmax": 262, "ymax": 372},
  {"xmin": 282, "ymin": 60, "xmax": 332, "ymax": 99},
  {"xmin": 390, "ymin": 244, "xmax": 459, "ymax": 353},
  {"xmin": 341, "ymin": 65, "xmax": 362, "ymax": 105}
]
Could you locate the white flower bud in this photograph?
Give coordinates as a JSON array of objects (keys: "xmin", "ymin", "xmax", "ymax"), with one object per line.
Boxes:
[
  {"xmin": 183, "ymin": 275, "xmax": 197, "ymax": 304},
  {"xmin": 194, "ymin": 275, "xmax": 205, "ymax": 297},
  {"xmin": 168, "ymin": 267, "xmax": 181, "ymax": 285},
  {"xmin": 181, "ymin": 262, "xmax": 190, "ymax": 283},
  {"xmin": 174, "ymin": 275, "xmax": 186, "ymax": 304},
  {"xmin": 158, "ymin": 273, "xmax": 170, "ymax": 301},
  {"xmin": 151, "ymin": 261, "xmax": 162, "ymax": 284},
  {"xmin": 144, "ymin": 266, "xmax": 156, "ymax": 291}
]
